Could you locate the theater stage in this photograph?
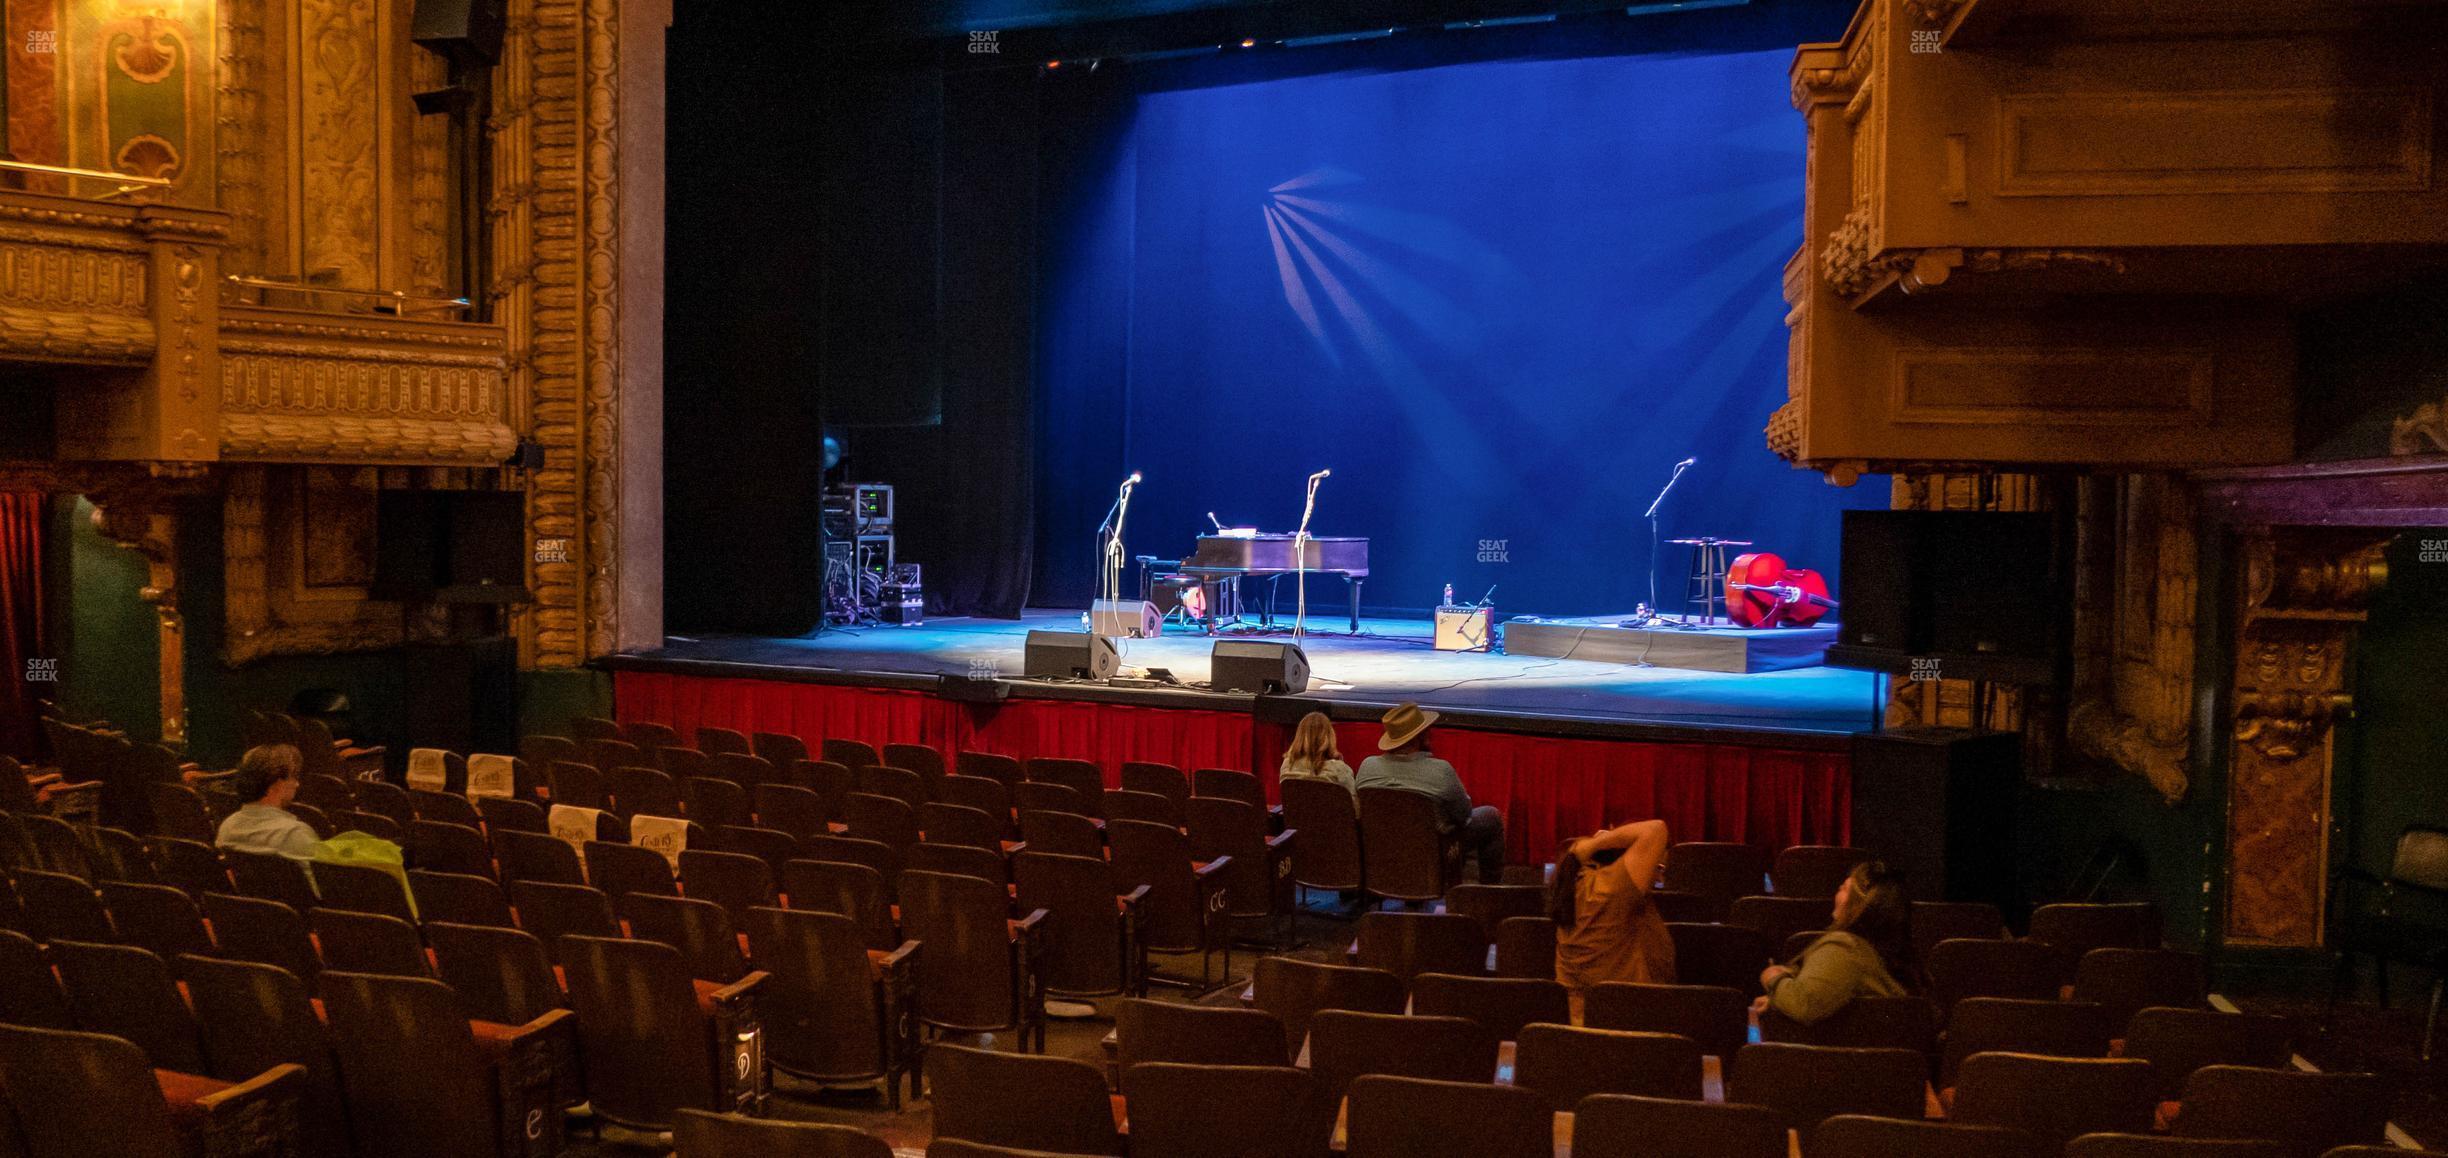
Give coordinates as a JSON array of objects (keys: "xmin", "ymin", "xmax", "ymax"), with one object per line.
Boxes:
[
  {"xmin": 602, "ymin": 611, "xmax": 1869, "ymax": 860},
  {"xmin": 609, "ymin": 610, "xmax": 1878, "ymax": 734}
]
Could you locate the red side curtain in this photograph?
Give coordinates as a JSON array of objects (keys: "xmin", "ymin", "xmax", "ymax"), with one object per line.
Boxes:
[
  {"xmin": 0, "ymin": 493, "xmax": 46, "ymax": 759},
  {"xmin": 615, "ymin": 669, "xmax": 1849, "ymax": 863}
]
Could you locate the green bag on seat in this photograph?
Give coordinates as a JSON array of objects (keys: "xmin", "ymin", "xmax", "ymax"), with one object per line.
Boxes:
[{"xmin": 313, "ymin": 830, "xmax": 415, "ymax": 918}]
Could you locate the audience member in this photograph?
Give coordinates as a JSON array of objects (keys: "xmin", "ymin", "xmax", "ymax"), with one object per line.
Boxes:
[
  {"xmin": 1279, "ymin": 710, "xmax": 1355, "ymax": 795},
  {"xmin": 1754, "ymin": 860, "xmax": 1914, "ymax": 1024},
  {"xmin": 215, "ymin": 743, "xmax": 321, "ymax": 861},
  {"xmin": 1550, "ymin": 818, "xmax": 1676, "ymax": 1020},
  {"xmin": 1354, "ymin": 702, "xmax": 1505, "ymax": 883}
]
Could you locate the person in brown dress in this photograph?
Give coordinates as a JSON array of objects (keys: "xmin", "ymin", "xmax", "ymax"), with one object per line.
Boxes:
[{"xmin": 1549, "ymin": 817, "xmax": 1675, "ymax": 1022}]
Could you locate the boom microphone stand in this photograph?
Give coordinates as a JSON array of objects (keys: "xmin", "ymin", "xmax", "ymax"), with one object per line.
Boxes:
[
  {"xmin": 1294, "ymin": 468, "xmax": 1329, "ymax": 643},
  {"xmin": 1102, "ymin": 472, "xmax": 1142, "ymax": 612},
  {"xmin": 1639, "ymin": 457, "xmax": 1695, "ymax": 626}
]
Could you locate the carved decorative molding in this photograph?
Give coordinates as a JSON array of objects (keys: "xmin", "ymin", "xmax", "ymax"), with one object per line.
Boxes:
[
  {"xmin": 579, "ymin": 0, "xmax": 624, "ymax": 660},
  {"xmin": 216, "ymin": 304, "xmax": 513, "ymax": 465},
  {"xmin": 2068, "ymin": 475, "xmax": 2196, "ymax": 803},
  {"xmin": 223, "ymin": 465, "xmax": 411, "ymax": 665},
  {"xmin": 2222, "ymin": 528, "xmax": 2390, "ymax": 947}
]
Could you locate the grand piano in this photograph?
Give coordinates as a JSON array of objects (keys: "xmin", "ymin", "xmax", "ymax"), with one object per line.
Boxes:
[{"xmin": 1162, "ymin": 534, "xmax": 1369, "ymax": 634}]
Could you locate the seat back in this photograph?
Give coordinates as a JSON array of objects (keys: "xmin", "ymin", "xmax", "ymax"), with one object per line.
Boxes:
[
  {"xmin": 622, "ymin": 892, "xmax": 748, "ymax": 982},
  {"xmin": 15, "ymin": 868, "xmax": 116, "ymax": 943},
  {"xmin": 1117, "ymin": 1062, "xmax": 1327, "ymax": 1158},
  {"xmin": 1814, "ymin": 1115, "xmax": 2044, "ymax": 1158},
  {"xmin": 1938, "ymin": 996, "xmax": 2112, "ymax": 1085},
  {"xmin": 1113, "ymin": 998, "xmax": 1287, "ymax": 1070},
  {"xmin": 50, "ymin": 938, "xmax": 205, "ymax": 1071},
  {"xmin": 683, "ymin": 777, "xmax": 751, "ymax": 831},
  {"xmin": 1191, "ymin": 767, "xmax": 1265, "ymax": 811},
  {"xmin": 857, "ymin": 766, "xmax": 928, "ymax": 812},
  {"xmin": 1513, "ymin": 1023, "xmax": 1702, "ymax": 1108},
  {"xmin": 1926, "ymin": 937, "xmax": 2071, "ymax": 1011},
  {"xmin": 2029, "ymin": 902, "xmax": 2161, "ymax": 957},
  {"xmin": 405, "ymin": 820, "xmax": 494, "ymax": 878},
  {"xmin": 897, "ymin": 869, "xmax": 1026, "ymax": 1033},
  {"xmin": 146, "ymin": 836, "xmax": 231, "ymax": 897},
  {"xmin": 521, "ymin": 734, "xmax": 582, "ymax": 768},
  {"xmin": 310, "ymin": 908, "xmax": 432, "ymax": 977},
  {"xmin": 1410, "ymin": 972, "xmax": 1568, "ymax": 1041},
  {"xmin": 180, "ymin": 954, "xmax": 352, "ymax": 1158},
  {"xmin": 1665, "ymin": 922, "xmax": 1774, "ymax": 994},
  {"xmin": 2172, "ymin": 1065, "xmax": 2390, "ymax": 1158},
  {"xmin": 1951, "ymin": 1052, "xmax": 2160, "ymax": 1151},
  {"xmin": 543, "ymin": 761, "xmax": 607, "ymax": 810},
  {"xmin": 224, "ymin": 848, "xmax": 317, "ymax": 911},
  {"xmin": 1759, "ymin": 994, "xmax": 1939, "ymax": 1059},
  {"xmin": 1017, "ymin": 809, "xmax": 1102, "ymax": 859},
  {"xmin": 717, "ymin": 825, "xmax": 799, "ymax": 874},
  {"xmin": 586, "ymin": 839, "xmax": 679, "ymax": 900},
  {"xmin": 202, "ymin": 891, "xmax": 321, "ymax": 981},
  {"xmin": 0, "ymin": 929, "xmax": 70, "ymax": 1029},
  {"xmin": 1119, "ymin": 762, "xmax": 1189, "ymax": 813},
  {"xmin": 1727, "ymin": 1042, "xmax": 1928, "ymax": 1145},
  {"xmin": 1186, "ymin": 795, "xmax": 1280, "ymax": 918},
  {"xmin": 2065, "ymin": 1136, "xmax": 2289, "ymax": 1158},
  {"xmin": 1307, "ymin": 1009, "xmax": 1498, "ymax": 1104},
  {"xmin": 821, "ymin": 739, "xmax": 881, "ymax": 772},
  {"xmin": 843, "ymin": 792, "xmax": 919, "ymax": 851},
  {"xmin": 1345, "ymin": 1074, "xmax": 1550, "ymax": 1158},
  {"xmin": 1570, "ymin": 1094, "xmax": 1788, "ymax": 1158},
  {"xmin": 480, "ymin": 795, "xmax": 552, "ymax": 834},
  {"xmin": 625, "ymin": 721, "xmax": 683, "ymax": 751},
  {"xmin": 750, "ymin": 731, "xmax": 810, "ymax": 772},
  {"xmin": 796, "ymin": 834, "xmax": 901, "ymax": 897},
  {"xmin": 147, "ymin": 781, "xmax": 218, "ymax": 843},
  {"xmin": 1014, "ymin": 780, "xmax": 1092, "ymax": 818},
  {"xmin": 507, "ymin": 879, "xmax": 619, "ymax": 964},
  {"xmin": 907, "ymin": 842, "xmax": 1009, "ymax": 888},
  {"xmin": 0, "ymin": 1023, "xmax": 189, "ymax": 1158},
  {"xmin": 559, "ymin": 934, "xmax": 724, "ymax": 1128},
  {"xmin": 426, "ymin": 921, "xmax": 566, "ymax": 1025},
  {"xmin": 781, "ymin": 858, "xmax": 898, "ymax": 951},
  {"xmin": 795, "ymin": 760, "xmax": 858, "ymax": 826},
  {"xmin": 2122, "ymin": 1007, "xmax": 2296, "ymax": 1100},
  {"xmin": 1024, "ymin": 758, "xmax": 1106, "ymax": 820},
  {"xmin": 1356, "ymin": 787, "xmax": 1452, "ymax": 902},
  {"xmin": 1729, "ymin": 895, "xmax": 1835, "ymax": 948},
  {"xmin": 934, "ymin": 776, "xmax": 1012, "ymax": 830},
  {"xmin": 1278, "ymin": 777, "xmax": 1362, "ymax": 891},
  {"xmin": 408, "ymin": 869, "xmax": 514, "ymax": 927},
  {"xmin": 1012, "ymin": 850, "xmax": 1127, "ymax": 997},
  {"xmin": 752, "ymin": 783, "xmax": 828, "ymax": 838},
  {"xmin": 1104, "ymin": 819, "xmax": 1205, "ymax": 954},
  {"xmin": 881, "ymin": 744, "xmax": 947, "ymax": 792},
  {"xmin": 2072, "ymin": 947, "xmax": 2206, "ymax": 1027},
  {"xmin": 696, "ymin": 727, "xmax": 752, "ymax": 757},
  {"xmin": 1584, "ymin": 982, "xmax": 1752, "ymax": 1066},
  {"xmin": 678, "ymin": 848, "xmax": 775, "ymax": 927},
  {"xmin": 607, "ymin": 765, "xmax": 682, "ymax": 819},
  {"xmin": 954, "ymin": 750, "xmax": 1022, "ymax": 788},
  {"xmin": 1250, "ymin": 955, "xmax": 1407, "ymax": 1056},
  {"xmin": 672, "ymin": 1108, "xmax": 894, "ymax": 1158},
  {"xmin": 494, "ymin": 828, "xmax": 586, "ymax": 886},
  {"xmin": 319, "ymin": 969, "xmax": 518, "ymax": 1158},
  {"xmin": 918, "ymin": 802, "xmax": 1003, "ymax": 851},
  {"xmin": 745, "ymin": 907, "xmax": 888, "ymax": 1081},
  {"xmin": 1770, "ymin": 846, "xmax": 1872, "ymax": 897},
  {"xmin": 1494, "ymin": 914, "xmax": 1557, "ymax": 979},
  {"xmin": 927, "ymin": 1043, "xmax": 1120, "ymax": 1157},
  {"xmin": 1444, "ymin": 883, "xmax": 1545, "ymax": 940},
  {"xmin": 1102, "ymin": 789, "xmax": 1179, "ymax": 827},
  {"xmin": 1660, "ymin": 842, "xmax": 1770, "ymax": 921},
  {"xmin": 314, "ymin": 859, "xmax": 417, "ymax": 921}
]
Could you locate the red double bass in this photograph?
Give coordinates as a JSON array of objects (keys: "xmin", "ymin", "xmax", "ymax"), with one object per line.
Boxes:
[{"xmin": 1724, "ymin": 551, "xmax": 1838, "ymax": 628}]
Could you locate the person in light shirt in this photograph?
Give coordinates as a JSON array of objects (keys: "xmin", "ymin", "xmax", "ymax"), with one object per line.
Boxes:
[
  {"xmin": 214, "ymin": 743, "xmax": 322, "ymax": 862},
  {"xmin": 1278, "ymin": 711, "xmax": 1355, "ymax": 796}
]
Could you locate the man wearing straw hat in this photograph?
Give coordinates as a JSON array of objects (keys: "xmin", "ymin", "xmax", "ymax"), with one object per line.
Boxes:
[{"xmin": 1354, "ymin": 702, "xmax": 1506, "ymax": 883}]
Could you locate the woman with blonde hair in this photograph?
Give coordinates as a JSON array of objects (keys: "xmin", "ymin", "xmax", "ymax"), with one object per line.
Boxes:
[
  {"xmin": 1278, "ymin": 711, "xmax": 1354, "ymax": 795},
  {"xmin": 1754, "ymin": 860, "xmax": 1914, "ymax": 1025},
  {"xmin": 1550, "ymin": 817, "xmax": 1675, "ymax": 1021}
]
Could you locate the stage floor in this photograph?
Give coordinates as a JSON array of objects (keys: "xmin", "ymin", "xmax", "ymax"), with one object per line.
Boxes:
[{"xmin": 634, "ymin": 610, "xmax": 1881, "ymax": 734}]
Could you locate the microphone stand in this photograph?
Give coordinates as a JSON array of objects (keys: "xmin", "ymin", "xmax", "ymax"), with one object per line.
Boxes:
[
  {"xmin": 1294, "ymin": 472, "xmax": 1326, "ymax": 644},
  {"xmin": 1642, "ymin": 459, "xmax": 1694, "ymax": 625},
  {"xmin": 1104, "ymin": 477, "xmax": 1139, "ymax": 613}
]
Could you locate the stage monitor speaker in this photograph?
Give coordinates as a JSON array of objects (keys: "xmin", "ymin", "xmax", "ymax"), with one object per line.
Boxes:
[
  {"xmin": 1211, "ymin": 640, "xmax": 1310, "ymax": 694},
  {"xmin": 937, "ymin": 672, "xmax": 1010, "ymax": 702},
  {"xmin": 412, "ymin": 0, "xmax": 507, "ymax": 66},
  {"xmin": 1024, "ymin": 631, "xmax": 1117, "ymax": 681},
  {"xmin": 1831, "ymin": 510, "xmax": 2063, "ymax": 684},
  {"xmin": 1090, "ymin": 599, "xmax": 1162, "ymax": 639},
  {"xmin": 1849, "ymin": 727, "xmax": 2022, "ymax": 916}
]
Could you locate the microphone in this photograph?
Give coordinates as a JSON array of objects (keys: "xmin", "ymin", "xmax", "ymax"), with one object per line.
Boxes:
[
  {"xmin": 1309, "ymin": 468, "xmax": 1332, "ymax": 482},
  {"xmin": 1675, "ymin": 457, "xmax": 1696, "ymax": 469},
  {"xmin": 1207, "ymin": 512, "xmax": 1226, "ymax": 533},
  {"xmin": 1125, "ymin": 471, "xmax": 1143, "ymax": 485}
]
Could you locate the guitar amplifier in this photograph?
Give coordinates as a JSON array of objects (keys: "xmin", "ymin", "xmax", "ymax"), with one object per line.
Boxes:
[{"xmin": 1434, "ymin": 605, "xmax": 1494, "ymax": 652}]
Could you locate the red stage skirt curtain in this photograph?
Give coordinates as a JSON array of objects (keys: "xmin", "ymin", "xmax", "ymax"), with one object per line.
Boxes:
[
  {"xmin": 0, "ymin": 493, "xmax": 46, "ymax": 759},
  {"xmin": 615, "ymin": 671, "xmax": 1848, "ymax": 864}
]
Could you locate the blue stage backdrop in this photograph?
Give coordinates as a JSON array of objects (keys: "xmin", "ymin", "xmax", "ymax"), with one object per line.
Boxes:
[{"xmin": 1036, "ymin": 45, "xmax": 1888, "ymax": 619}]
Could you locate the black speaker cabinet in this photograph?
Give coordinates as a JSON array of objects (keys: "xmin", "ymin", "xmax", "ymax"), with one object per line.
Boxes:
[
  {"xmin": 1849, "ymin": 727, "xmax": 2022, "ymax": 916},
  {"xmin": 1024, "ymin": 631, "xmax": 1117, "ymax": 681},
  {"xmin": 1210, "ymin": 641, "xmax": 1310, "ymax": 694},
  {"xmin": 1829, "ymin": 510, "xmax": 2065, "ymax": 685}
]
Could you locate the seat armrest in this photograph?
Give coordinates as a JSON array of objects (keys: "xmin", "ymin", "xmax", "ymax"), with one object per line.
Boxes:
[
  {"xmin": 708, "ymin": 970, "xmax": 768, "ymax": 1005},
  {"xmin": 1120, "ymin": 884, "xmax": 1152, "ymax": 910},
  {"xmin": 504, "ymin": 1007, "xmax": 576, "ymax": 1042},
  {"xmin": 878, "ymin": 938, "xmax": 921, "ymax": 971},
  {"xmin": 1194, "ymin": 856, "xmax": 1234, "ymax": 881},
  {"xmin": 194, "ymin": 1062, "xmax": 307, "ymax": 1111},
  {"xmin": 1013, "ymin": 907, "xmax": 1050, "ymax": 935},
  {"xmin": 1267, "ymin": 828, "xmax": 1297, "ymax": 852}
]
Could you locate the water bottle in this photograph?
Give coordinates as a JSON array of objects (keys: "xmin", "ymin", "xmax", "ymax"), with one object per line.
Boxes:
[{"xmin": 1442, "ymin": 583, "xmax": 1455, "ymax": 608}]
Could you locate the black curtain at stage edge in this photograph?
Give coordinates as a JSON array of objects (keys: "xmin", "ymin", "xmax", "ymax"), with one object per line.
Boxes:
[{"xmin": 665, "ymin": 12, "xmax": 1038, "ymax": 634}]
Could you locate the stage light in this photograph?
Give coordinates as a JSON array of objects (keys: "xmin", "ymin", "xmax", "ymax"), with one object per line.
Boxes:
[
  {"xmin": 1240, "ymin": 38, "xmax": 1256, "ymax": 48},
  {"xmin": 1044, "ymin": 59, "xmax": 1061, "ymax": 69}
]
